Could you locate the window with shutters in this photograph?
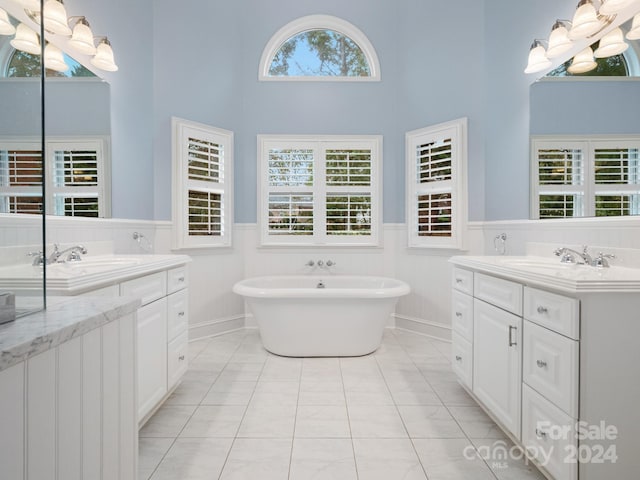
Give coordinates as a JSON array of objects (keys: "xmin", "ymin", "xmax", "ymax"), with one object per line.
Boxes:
[
  {"xmin": 0, "ymin": 138, "xmax": 108, "ymax": 217},
  {"xmin": 531, "ymin": 136, "xmax": 640, "ymax": 218},
  {"xmin": 172, "ymin": 118, "xmax": 233, "ymax": 249},
  {"xmin": 406, "ymin": 118, "xmax": 468, "ymax": 249},
  {"xmin": 258, "ymin": 135, "xmax": 381, "ymax": 246}
]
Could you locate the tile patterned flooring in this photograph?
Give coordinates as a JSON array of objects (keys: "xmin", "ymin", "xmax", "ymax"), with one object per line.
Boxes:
[{"xmin": 139, "ymin": 329, "xmax": 546, "ymax": 480}]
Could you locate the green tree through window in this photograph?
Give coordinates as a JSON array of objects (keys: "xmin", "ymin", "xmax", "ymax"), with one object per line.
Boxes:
[{"xmin": 6, "ymin": 50, "xmax": 95, "ymax": 78}]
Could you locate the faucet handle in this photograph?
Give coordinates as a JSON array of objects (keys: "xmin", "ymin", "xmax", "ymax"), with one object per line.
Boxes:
[
  {"xmin": 305, "ymin": 260, "xmax": 315, "ymax": 267},
  {"xmin": 27, "ymin": 250, "xmax": 46, "ymax": 266},
  {"xmin": 326, "ymin": 260, "xmax": 336, "ymax": 267},
  {"xmin": 592, "ymin": 252, "xmax": 616, "ymax": 268}
]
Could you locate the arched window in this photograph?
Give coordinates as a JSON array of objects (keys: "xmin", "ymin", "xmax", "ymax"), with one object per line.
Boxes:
[{"xmin": 259, "ymin": 15, "xmax": 381, "ymax": 81}]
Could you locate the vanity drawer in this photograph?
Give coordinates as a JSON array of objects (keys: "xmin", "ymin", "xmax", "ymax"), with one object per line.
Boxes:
[
  {"xmin": 451, "ymin": 332, "xmax": 473, "ymax": 390},
  {"xmin": 120, "ymin": 272, "xmax": 167, "ymax": 306},
  {"xmin": 167, "ymin": 289, "xmax": 188, "ymax": 341},
  {"xmin": 167, "ymin": 331, "xmax": 188, "ymax": 390},
  {"xmin": 452, "ymin": 290, "xmax": 473, "ymax": 342},
  {"xmin": 524, "ymin": 287, "xmax": 579, "ymax": 340},
  {"xmin": 167, "ymin": 266, "xmax": 188, "ymax": 294},
  {"xmin": 452, "ymin": 267, "xmax": 473, "ymax": 295},
  {"xmin": 523, "ymin": 320, "xmax": 578, "ymax": 417},
  {"xmin": 522, "ymin": 384, "xmax": 577, "ymax": 480},
  {"xmin": 474, "ymin": 273, "xmax": 522, "ymax": 315}
]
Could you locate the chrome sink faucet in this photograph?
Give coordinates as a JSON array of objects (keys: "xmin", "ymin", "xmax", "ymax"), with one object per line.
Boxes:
[
  {"xmin": 554, "ymin": 246, "xmax": 593, "ymax": 265},
  {"xmin": 47, "ymin": 244, "xmax": 88, "ymax": 264}
]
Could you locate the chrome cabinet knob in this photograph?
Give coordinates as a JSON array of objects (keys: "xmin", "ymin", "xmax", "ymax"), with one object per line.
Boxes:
[
  {"xmin": 536, "ymin": 359, "xmax": 547, "ymax": 368},
  {"xmin": 455, "ymin": 355, "xmax": 462, "ymax": 361},
  {"xmin": 536, "ymin": 306, "xmax": 548, "ymax": 314}
]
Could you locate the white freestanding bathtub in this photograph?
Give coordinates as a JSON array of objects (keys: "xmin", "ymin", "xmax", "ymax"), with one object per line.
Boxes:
[{"xmin": 232, "ymin": 275, "xmax": 410, "ymax": 357}]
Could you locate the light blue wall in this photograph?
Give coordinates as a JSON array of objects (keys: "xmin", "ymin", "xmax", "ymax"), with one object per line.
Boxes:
[
  {"xmin": 151, "ymin": 0, "xmax": 487, "ymax": 223},
  {"xmin": 530, "ymin": 80, "xmax": 640, "ymax": 135}
]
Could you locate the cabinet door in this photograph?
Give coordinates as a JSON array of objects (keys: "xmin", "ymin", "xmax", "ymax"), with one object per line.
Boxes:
[
  {"xmin": 473, "ymin": 299, "xmax": 522, "ymax": 439},
  {"xmin": 137, "ymin": 298, "xmax": 168, "ymax": 420},
  {"xmin": 0, "ymin": 363, "xmax": 24, "ymax": 480}
]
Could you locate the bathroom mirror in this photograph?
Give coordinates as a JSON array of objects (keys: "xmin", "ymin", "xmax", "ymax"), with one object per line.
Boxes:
[
  {"xmin": 0, "ymin": 2, "xmax": 44, "ymax": 318},
  {"xmin": 529, "ymin": 15, "xmax": 640, "ymax": 220}
]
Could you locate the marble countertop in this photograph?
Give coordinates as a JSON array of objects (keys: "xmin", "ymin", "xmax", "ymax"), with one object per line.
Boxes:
[
  {"xmin": 0, "ymin": 254, "xmax": 191, "ymax": 295},
  {"xmin": 450, "ymin": 255, "xmax": 640, "ymax": 293},
  {"xmin": 0, "ymin": 296, "xmax": 140, "ymax": 372}
]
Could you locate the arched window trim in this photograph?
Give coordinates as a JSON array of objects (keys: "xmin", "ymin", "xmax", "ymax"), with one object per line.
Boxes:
[{"xmin": 259, "ymin": 14, "xmax": 381, "ymax": 82}]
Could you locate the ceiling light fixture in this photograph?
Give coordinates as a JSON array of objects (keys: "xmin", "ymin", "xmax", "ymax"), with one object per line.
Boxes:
[
  {"xmin": 567, "ymin": 46, "xmax": 598, "ymax": 73},
  {"xmin": 10, "ymin": 23, "xmax": 41, "ymax": 55},
  {"xmin": 0, "ymin": 8, "xmax": 16, "ymax": 35},
  {"xmin": 594, "ymin": 27, "xmax": 629, "ymax": 56},
  {"xmin": 627, "ymin": 13, "xmax": 640, "ymax": 39},
  {"xmin": 42, "ymin": 0, "xmax": 72, "ymax": 36},
  {"xmin": 599, "ymin": 0, "xmax": 637, "ymax": 15},
  {"xmin": 44, "ymin": 43, "xmax": 68, "ymax": 72},
  {"xmin": 524, "ymin": 39, "xmax": 552, "ymax": 74},
  {"xmin": 68, "ymin": 17, "xmax": 96, "ymax": 55},
  {"xmin": 569, "ymin": 0, "xmax": 610, "ymax": 40},
  {"xmin": 91, "ymin": 37, "xmax": 118, "ymax": 72},
  {"xmin": 547, "ymin": 20, "xmax": 574, "ymax": 57}
]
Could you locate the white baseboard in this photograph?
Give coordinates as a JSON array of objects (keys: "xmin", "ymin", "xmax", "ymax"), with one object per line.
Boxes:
[
  {"xmin": 188, "ymin": 315, "xmax": 246, "ymax": 341},
  {"xmin": 393, "ymin": 314, "xmax": 452, "ymax": 342}
]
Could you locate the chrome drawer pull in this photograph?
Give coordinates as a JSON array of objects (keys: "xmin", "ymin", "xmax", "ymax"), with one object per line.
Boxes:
[
  {"xmin": 536, "ymin": 306, "xmax": 548, "ymax": 314},
  {"xmin": 535, "ymin": 428, "xmax": 547, "ymax": 439},
  {"xmin": 508, "ymin": 325, "xmax": 517, "ymax": 346},
  {"xmin": 178, "ymin": 311, "xmax": 185, "ymax": 317},
  {"xmin": 536, "ymin": 359, "xmax": 548, "ymax": 368},
  {"xmin": 455, "ymin": 355, "xmax": 462, "ymax": 361},
  {"xmin": 455, "ymin": 278, "xmax": 463, "ymax": 284},
  {"xmin": 178, "ymin": 355, "xmax": 185, "ymax": 361},
  {"xmin": 455, "ymin": 312, "xmax": 462, "ymax": 317},
  {"xmin": 178, "ymin": 276, "xmax": 185, "ymax": 282}
]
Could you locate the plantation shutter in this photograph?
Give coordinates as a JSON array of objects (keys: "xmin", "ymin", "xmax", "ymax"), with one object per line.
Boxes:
[
  {"xmin": 49, "ymin": 144, "xmax": 103, "ymax": 217},
  {"xmin": 259, "ymin": 136, "xmax": 381, "ymax": 246},
  {"xmin": 531, "ymin": 141, "xmax": 586, "ymax": 219},
  {"xmin": 531, "ymin": 138, "xmax": 640, "ymax": 219},
  {"xmin": 0, "ymin": 147, "xmax": 43, "ymax": 214},
  {"xmin": 173, "ymin": 119, "xmax": 233, "ymax": 249},
  {"xmin": 407, "ymin": 119, "xmax": 467, "ymax": 249}
]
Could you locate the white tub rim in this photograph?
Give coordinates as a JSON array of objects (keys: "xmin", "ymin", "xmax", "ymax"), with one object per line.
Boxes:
[{"xmin": 232, "ymin": 275, "xmax": 410, "ymax": 299}]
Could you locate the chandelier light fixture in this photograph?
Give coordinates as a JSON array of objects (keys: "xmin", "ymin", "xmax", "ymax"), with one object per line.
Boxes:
[
  {"xmin": 10, "ymin": 23, "xmax": 41, "ymax": 55},
  {"xmin": 567, "ymin": 46, "xmax": 598, "ymax": 73},
  {"xmin": 594, "ymin": 27, "xmax": 630, "ymax": 56},
  {"xmin": 627, "ymin": 13, "xmax": 640, "ymax": 39},
  {"xmin": 524, "ymin": 40, "xmax": 552, "ymax": 74},
  {"xmin": 44, "ymin": 43, "xmax": 69, "ymax": 72},
  {"xmin": 546, "ymin": 20, "xmax": 574, "ymax": 57},
  {"xmin": 525, "ymin": 0, "xmax": 640, "ymax": 75},
  {"xmin": 0, "ymin": 8, "xmax": 16, "ymax": 35},
  {"xmin": 599, "ymin": 0, "xmax": 638, "ymax": 15},
  {"xmin": 5, "ymin": 0, "xmax": 119, "ymax": 72}
]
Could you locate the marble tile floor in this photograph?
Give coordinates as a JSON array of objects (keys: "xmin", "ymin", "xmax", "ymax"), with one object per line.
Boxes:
[{"xmin": 139, "ymin": 329, "xmax": 545, "ymax": 480}]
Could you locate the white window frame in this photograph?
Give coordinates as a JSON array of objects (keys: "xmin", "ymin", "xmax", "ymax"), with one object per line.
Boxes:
[
  {"xmin": 531, "ymin": 135, "xmax": 640, "ymax": 219},
  {"xmin": 258, "ymin": 14, "xmax": 381, "ymax": 82},
  {"xmin": 406, "ymin": 118, "xmax": 468, "ymax": 249},
  {"xmin": 0, "ymin": 136, "xmax": 110, "ymax": 217},
  {"xmin": 172, "ymin": 117, "xmax": 233, "ymax": 250},
  {"xmin": 258, "ymin": 134, "xmax": 382, "ymax": 247}
]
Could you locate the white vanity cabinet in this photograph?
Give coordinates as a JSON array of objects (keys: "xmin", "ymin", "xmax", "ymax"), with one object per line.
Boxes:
[
  {"xmin": 120, "ymin": 265, "xmax": 189, "ymax": 423},
  {"xmin": 450, "ymin": 258, "xmax": 640, "ymax": 480},
  {"xmin": 0, "ymin": 306, "xmax": 138, "ymax": 480}
]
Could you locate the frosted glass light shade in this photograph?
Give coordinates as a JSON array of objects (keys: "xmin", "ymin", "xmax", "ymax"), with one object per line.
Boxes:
[
  {"xmin": 627, "ymin": 14, "xmax": 640, "ymax": 40},
  {"xmin": 547, "ymin": 22, "xmax": 573, "ymax": 58},
  {"xmin": 0, "ymin": 8, "xmax": 16, "ymax": 35},
  {"xmin": 10, "ymin": 23, "xmax": 41, "ymax": 55},
  {"xmin": 524, "ymin": 43, "xmax": 552, "ymax": 74},
  {"xmin": 599, "ymin": 0, "xmax": 636, "ymax": 15},
  {"xmin": 594, "ymin": 28, "xmax": 629, "ymax": 57},
  {"xmin": 69, "ymin": 18, "xmax": 96, "ymax": 55},
  {"xmin": 44, "ymin": 43, "xmax": 68, "ymax": 72},
  {"xmin": 91, "ymin": 39, "xmax": 118, "ymax": 71},
  {"xmin": 43, "ymin": 0, "xmax": 72, "ymax": 36},
  {"xmin": 567, "ymin": 47, "xmax": 598, "ymax": 73},
  {"xmin": 18, "ymin": 0, "xmax": 41, "ymax": 11},
  {"xmin": 569, "ymin": 1, "xmax": 603, "ymax": 39}
]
